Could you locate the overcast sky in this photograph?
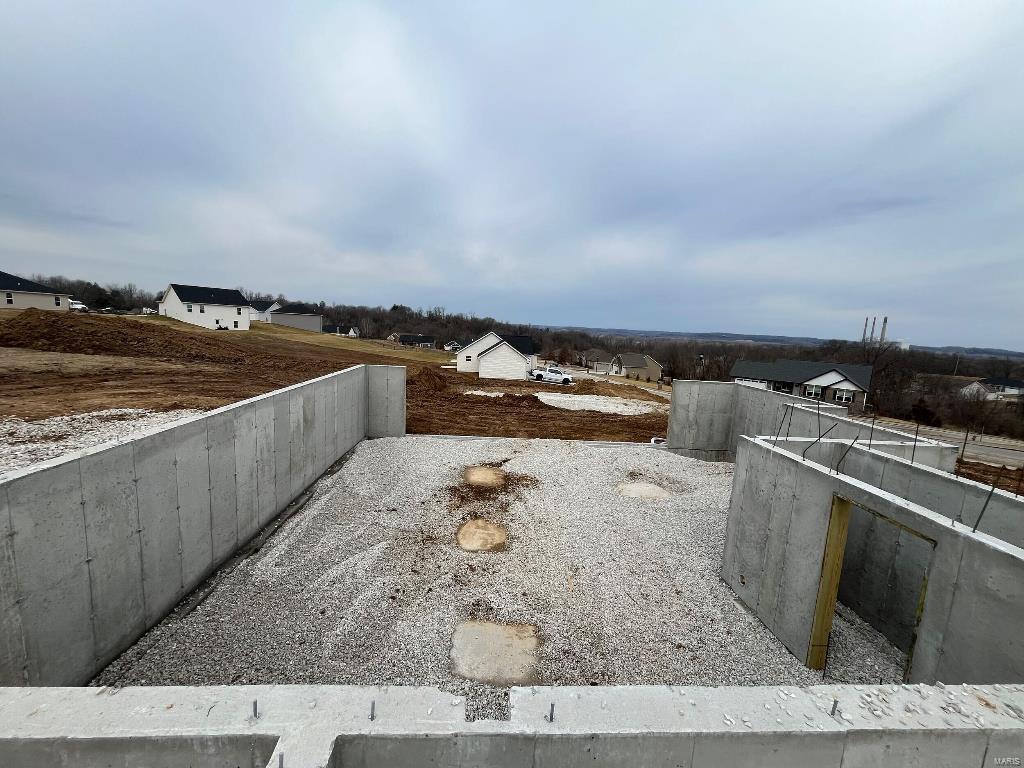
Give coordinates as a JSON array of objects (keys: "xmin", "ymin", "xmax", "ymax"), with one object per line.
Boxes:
[{"xmin": 2, "ymin": 2, "xmax": 1022, "ymax": 349}]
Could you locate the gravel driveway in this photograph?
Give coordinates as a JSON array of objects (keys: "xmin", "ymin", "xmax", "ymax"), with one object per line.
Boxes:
[{"xmin": 95, "ymin": 436, "xmax": 902, "ymax": 719}]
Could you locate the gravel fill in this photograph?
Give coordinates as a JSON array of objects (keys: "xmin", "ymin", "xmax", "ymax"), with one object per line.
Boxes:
[
  {"xmin": 94, "ymin": 436, "xmax": 904, "ymax": 719},
  {"xmin": 535, "ymin": 392, "xmax": 667, "ymax": 415},
  {"xmin": 0, "ymin": 408, "xmax": 202, "ymax": 477},
  {"xmin": 824, "ymin": 603, "xmax": 907, "ymax": 684}
]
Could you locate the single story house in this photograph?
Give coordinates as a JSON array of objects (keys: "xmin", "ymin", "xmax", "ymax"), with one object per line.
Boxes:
[
  {"xmin": 388, "ymin": 333, "xmax": 435, "ymax": 348},
  {"xmin": 457, "ymin": 332, "xmax": 538, "ymax": 377},
  {"xmin": 158, "ymin": 284, "xmax": 251, "ymax": 330},
  {"xmin": 730, "ymin": 359, "xmax": 873, "ymax": 409},
  {"xmin": 0, "ymin": 270, "xmax": 71, "ymax": 311},
  {"xmin": 443, "ymin": 339, "xmax": 470, "ymax": 353},
  {"xmin": 579, "ymin": 348, "xmax": 614, "ymax": 373},
  {"xmin": 268, "ymin": 303, "xmax": 323, "ymax": 333},
  {"xmin": 961, "ymin": 377, "xmax": 1024, "ymax": 401},
  {"xmin": 248, "ymin": 300, "xmax": 281, "ymax": 323},
  {"xmin": 347, "ymin": 327, "xmax": 360, "ymax": 337},
  {"xmin": 478, "ymin": 336, "xmax": 539, "ymax": 380},
  {"xmin": 611, "ymin": 353, "xmax": 663, "ymax": 381}
]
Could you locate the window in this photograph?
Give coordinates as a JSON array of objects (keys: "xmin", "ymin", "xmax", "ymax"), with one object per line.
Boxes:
[
  {"xmin": 5, "ymin": 292, "xmax": 12, "ymax": 305},
  {"xmin": 833, "ymin": 389, "xmax": 855, "ymax": 404},
  {"xmin": 236, "ymin": 307, "xmax": 242, "ymax": 315},
  {"xmin": 465, "ymin": 355, "xmax": 472, "ymax": 361},
  {"xmin": 186, "ymin": 304, "xmax": 193, "ymax": 312},
  {"xmin": 233, "ymin": 320, "xmax": 239, "ymax": 328},
  {"xmin": 199, "ymin": 305, "xmax": 205, "ymax": 313},
  {"xmin": 804, "ymin": 385, "xmax": 822, "ymax": 398},
  {"xmin": 54, "ymin": 296, "xmax": 61, "ymax": 306}
]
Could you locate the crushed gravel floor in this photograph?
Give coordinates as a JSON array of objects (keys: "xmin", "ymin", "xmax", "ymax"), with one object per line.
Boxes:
[
  {"xmin": 0, "ymin": 408, "xmax": 202, "ymax": 477},
  {"xmin": 94, "ymin": 436, "xmax": 906, "ymax": 719}
]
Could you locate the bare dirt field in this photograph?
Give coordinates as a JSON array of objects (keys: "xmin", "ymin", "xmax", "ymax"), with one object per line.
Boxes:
[{"xmin": 0, "ymin": 309, "xmax": 666, "ymax": 443}]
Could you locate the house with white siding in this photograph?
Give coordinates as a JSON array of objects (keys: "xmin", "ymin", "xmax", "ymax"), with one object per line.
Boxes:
[
  {"xmin": 0, "ymin": 270, "xmax": 71, "ymax": 311},
  {"xmin": 157, "ymin": 284, "xmax": 252, "ymax": 330},
  {"xmin": 458, "ymin": 332, "xmax": 538, "ymax": 379},
  {"xmin": 249, "ymin": 299, "xmax": 281, "ymax": 323}
]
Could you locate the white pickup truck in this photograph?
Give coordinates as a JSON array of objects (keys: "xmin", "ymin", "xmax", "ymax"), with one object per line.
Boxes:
[{"xmin": 531, "ymin": 365, "xmax": 574, "ymax": 385}]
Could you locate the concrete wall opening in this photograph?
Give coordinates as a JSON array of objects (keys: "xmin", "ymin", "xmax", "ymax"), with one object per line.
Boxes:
[
  {"xmin": 809, "ymin": 495, "xmax": 933, "ymax": 684},
  {"xmin": 0, "ymin": 734, "xmax": 279, "ymax": 768}
]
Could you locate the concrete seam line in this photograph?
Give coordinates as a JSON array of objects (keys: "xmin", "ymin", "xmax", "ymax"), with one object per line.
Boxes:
[
  {"xmin": 3, "ymin": 483, "xmax": 30, "ymax": 685},
  {"xmin": 129, "ymin": 442, "xmax": 148, "ymax": 634},
  {"xmin": 205, "ymin": 419, "xmax": 215, "ymax": 579},
  {"xmin": 77, "ymin": 458, "xmax": 99, "ymax": 676}
]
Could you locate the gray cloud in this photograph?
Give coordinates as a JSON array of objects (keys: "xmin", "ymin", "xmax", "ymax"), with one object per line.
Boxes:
[{"xmin": 0, "ymin": 1, "xmax": 1022, "ymax": 348}]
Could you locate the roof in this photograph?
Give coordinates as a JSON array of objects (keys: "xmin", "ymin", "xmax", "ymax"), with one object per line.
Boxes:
[
  {"xmin": 0, "ymin": 270, "xmax": 68, "ymax": 295},
  {"xmin": 249, "ymin": 299, "xmax": 278, "ymax": 311},
  {"xmin": 981, "ymin": 377, "xmax": 1024, "ymax": 388},
  {"xmin": 502, "ymin": 335, "xmax": 537, "ymax": 355},
  {"xmin": 477, "ymin": 340, "xmax": 528, "ymax": 361},
  {"xmin": 273, "ymin": 303, "xmax": 320, "ymax": 315},
  {"xmin": 168, "ymin": 284, "xmax": 250, "ymax": 307},
  {"xmin": 585, "ymin": 349, "xmax": 613, "ymax": 362},
  {"xmin": 730, "ymin": 359, "xmax": 873, "ymax": 391},
  {"xmin": 614, "ymin": 352, "xmax": 660, "ymax": 369},
  {"xmin": 398, "ymin": 334, "xmax": 434, "ymax": 344}
]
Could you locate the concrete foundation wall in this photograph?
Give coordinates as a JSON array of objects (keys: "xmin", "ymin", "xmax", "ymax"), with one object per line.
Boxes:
[
  {"xmin": 2, "ymin": 684, "xmax": 1022, "ymax": 767},
  {"xmin": 723, "ymin": 436, "xmax": 1024, "ymax": 685},
  {"xmin": 668, "ymin": 381, "xmax": 957, "ymax": 470},
  {"xmin": 0, "ymin": 365, "xmax": 406, "ymax": 686}
]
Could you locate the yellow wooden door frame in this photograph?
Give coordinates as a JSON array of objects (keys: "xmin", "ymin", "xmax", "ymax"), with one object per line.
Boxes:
[{"xmin": 807, "ymin": 495, "xmax": 852, "ymax": 669}]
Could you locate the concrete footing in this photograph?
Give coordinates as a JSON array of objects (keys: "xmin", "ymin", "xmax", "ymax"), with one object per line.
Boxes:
[{"xmin": 1, "ymin": 684, "xmax": 1021, "ymax": 767}]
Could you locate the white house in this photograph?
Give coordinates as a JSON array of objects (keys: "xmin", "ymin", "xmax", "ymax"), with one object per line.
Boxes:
[
  {"xmin": 961, "ymin": 377, "xmax": 1024, "ymax": 401},
  {"xmin": 347, "ymin": 327, "xmax": 360, "ymax": 338},
  {"xmin": 456, "ymin": 332, "xmax": 503, "ymax": 372},
  {"xmin": 158, "ymin": 284, "xmax": 252, "ymax": 330},
  {"xmin": 478, "ymin": 341, "xmax": 534, "ymax": 380},
  {"xmin": 457, "ymin": 332, "xmax": 538, "ymax": 379},
  {"xmin": 248, "ymin": 299, "xmax": 281, "ymax": 323},
  {"xmin": 0, "ymin": 270, "xmax": 71, "ymax": 311}
]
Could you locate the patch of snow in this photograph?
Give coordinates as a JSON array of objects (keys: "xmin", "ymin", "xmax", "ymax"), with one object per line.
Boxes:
[{"xmin": 465, "ymin": 390, "xmax": 504, "ymax": 397}]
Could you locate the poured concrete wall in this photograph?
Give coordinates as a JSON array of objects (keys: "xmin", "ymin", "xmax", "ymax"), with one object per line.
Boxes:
[
  {"xmin": 1, "ymin": 684, "xmax": 1022, "ymax": 767},
  {"xmin": 668, "ymin": 380, "xmax": 957, "ymax": 471},
  {"xmin": 723, "ymin": 436, "xmax": 1024, "ymax": 684},
  {"xmin": 0, "ymin": 364, "xmax": 405, "ymax": 687}
]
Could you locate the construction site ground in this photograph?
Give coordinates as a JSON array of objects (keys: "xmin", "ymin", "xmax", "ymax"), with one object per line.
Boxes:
[{"xmin": 0, "ymin": 309, "xmax": 667, "ymax": 444}]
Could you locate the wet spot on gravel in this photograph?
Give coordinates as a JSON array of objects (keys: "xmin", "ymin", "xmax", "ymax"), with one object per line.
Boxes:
[
  {"xmin": 464, "ymin": 465, "xmax": 506, "ymax": 488},
  {"xmin": 451, "ymin": 620, "xmax": 540, "ymax": 685},
  {"xmin": 616, "ymin": 481, "xmax": 672, "ymax": 499},
  {"xmin": 457, "ymin": 519, "xmax": 507, "ymax": 552}
]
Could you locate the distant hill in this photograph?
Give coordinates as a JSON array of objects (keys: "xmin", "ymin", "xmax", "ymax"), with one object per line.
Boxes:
[{"xmin": 548, "ymin": 326, "xmax": 1024, "ymax": 359}]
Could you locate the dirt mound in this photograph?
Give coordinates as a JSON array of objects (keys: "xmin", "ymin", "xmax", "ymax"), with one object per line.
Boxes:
[
  {"xmin": 0, "ymin": 309, "xmax": 250, "ymax": 365},
  {"xmin": 408, "ymin": 366, "xmax": 450, "ymax": 393}
]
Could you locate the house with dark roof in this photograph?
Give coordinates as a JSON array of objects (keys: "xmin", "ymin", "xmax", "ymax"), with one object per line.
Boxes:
[
  {"xmin": 269, "ymin": 303, "xmax": 323, "ymax": 333},
  {"xmin": 456, "ymin": 332, "xmax": 539, "ymax": 379},
  {"xmin": 0, "ymin": 270, "xmax": 72, "ymax": 312},
  {"xmin": 387, "ymin": 333, "xmax": 435, "ymax": 348},
  {"xmin": 730, "ymin": 359, "xmax": 874, "ymax": 409},
  {"xmin": 157, "ymin": 284, "xmax": 252, "ymax": 330},
  {"xmin": 578, "ymin": 348, "xmax": 613, "ymax": 372},
  {"xmin": 611, "ymin": 353, "xmax": 663, "ymax": 381},
  {"xmin": 248, "ymin": 299, "xmax": 281, "ymax": 323},
  {"xmin": 443, "ymin": 339, "xmax": 471, "ymax": 353}
]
